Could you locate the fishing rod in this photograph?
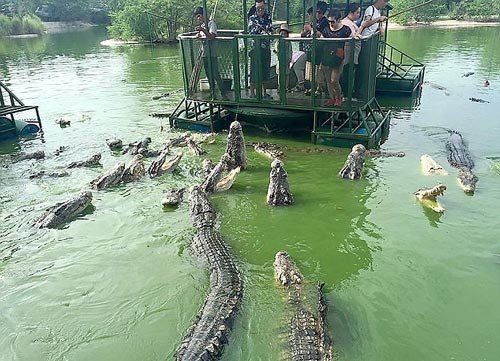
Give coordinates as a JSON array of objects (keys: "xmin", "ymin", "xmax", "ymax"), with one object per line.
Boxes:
[{"xmin": 389, "ymin": 0, "xmax": 441, "ymax": 18}]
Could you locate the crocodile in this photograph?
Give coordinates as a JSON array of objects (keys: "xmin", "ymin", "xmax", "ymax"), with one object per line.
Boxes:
[
  {"xmin": 91, "ymin": 162, "xmax": 125, "ymax": 190},
  {"xmin": 273, "ymin": 251, "xmax": 332, "ymax": 361},
  {"xmin": 420, "ymin": 154, "xmax": 448, "ymax": 175},
  {"xmin": 161, "ymin": 188, "xmax": 184, "ymax": 207},
  {"xmin": 148, "ymin": 151, "xmax": 183, "ymax": 178},
  {"xmin": 14, "ymin": 150, "xmax": 45, "ymax": 162},
  {"xmin": 202, "ymin": 159, "xmax": 214, "ymax": 175},
  {"xmin": 164, "ymin": 132, "xmax": 192, "ymax": 149},
  {"xmin": 54, "ymin": 146, "xmax": 68, "ymax": 156},
  {"xmin": 215, "ymin": 167, "xmax": 240, "ymax": 192},
  {"xmin": 122, "ymin": 137, "xmax": 152, "ymax": 155},
  {"xmin": 35, "ymin": 191, "xmax": 93, "ymax": 229},
  {"xmin": 469, "ymin": 97, "xmax": 489, "ymax": 103},
  {"xmin": 29, "ymin": 170, "xmax": 69, "ymax": 179},
  {"xmin": 462, "ymin": 72, "xmax": 475, "ymax": 77},
  {"xmin": 121, "ymin": 155, "xmax": 145, "ymax": 183},
  {"xmin": 225, "ymin": 121, "xmax": 247, "ymax": 170},
  {"xmin": 414, "ymin": 184, "xmax": 446, "ymax": 213},
  {"xmin": 202, "ymin": 154, "xmax": 231, "ymax": 193},
  {"xmin": 423, "ymin": 81, "xmax": 450, "ymax": 96},
  {"xmin": 67, "ymin": 153, "xmax": 102, "ymax": 168},
  {"xmin": 138, "ymin": 148, "xmax": 161, "ymax": 158},
  {"xmin": 186, "ymin": 137, "xmax": 206, "ymax": 156},
  {"xmin": 252, "ymin": 142, "xmax": 284, "ymax": 159},
  {"xmin": 446, "ymin": 131, "xmax": 478, "ymax": 193},
  {"xmin": 175, "ymin": 187, "xmax": 243, "ymax": 361},
  {"xmin": 339, "ymin": 144, "xmax": 365, "ymax": 180},
  {"xmin": 267, "ymin": 159, "xmax": 294, "ymax": 206},
  {"xmin": 106, "ymin": 138, "xmax": 123, "ymax": 150},
  {"xmin": 366, "ymin": 149, "xmax": 405, "ymax": 158},
  {"xmin": 55, "ymin": 118, "xmax": 71, "ymax": 127}
]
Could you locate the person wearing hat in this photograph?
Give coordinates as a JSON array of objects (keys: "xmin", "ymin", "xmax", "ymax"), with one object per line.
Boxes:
[
  {"xmin": 193, "ymin": 6, "xmax": 228, "ymax": 99},
  {"xmin": 273, "ymin": 24, "xmax": 293, "ymax": 91},
  {"xmin": 318, "ymin": 10, "xmax": 352, "ymax": 107}
]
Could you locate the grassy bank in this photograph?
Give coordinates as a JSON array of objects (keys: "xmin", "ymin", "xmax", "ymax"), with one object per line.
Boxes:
[{"xmin": 0, "ymin": 14, "xmax": 45, "ymax": 36}]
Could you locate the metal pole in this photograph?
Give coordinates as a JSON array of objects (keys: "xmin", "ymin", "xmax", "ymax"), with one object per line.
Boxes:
[
  {"xmin": 202, "ymin": 0, "xmax": 215, "ymax": 101},
  {"xmin": 286, "ymin": 0, "xmax": 290, "ymax": 23},
  {"xmin": 311, "ymin": 0, "xmax": 317, "ymax": 108}
]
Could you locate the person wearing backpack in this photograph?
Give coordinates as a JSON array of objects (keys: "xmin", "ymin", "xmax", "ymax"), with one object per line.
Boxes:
[{"xmin": 359, "ymin": 0, "xmax": 388, "ymax": 37}]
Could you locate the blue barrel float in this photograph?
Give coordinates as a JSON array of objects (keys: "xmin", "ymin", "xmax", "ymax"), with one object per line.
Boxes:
[{"xmin": 0, "ymin": 116, "xmax": 40, "ymax": 142}]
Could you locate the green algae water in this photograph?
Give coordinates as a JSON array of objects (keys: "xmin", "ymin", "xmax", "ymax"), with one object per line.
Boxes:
[{"xmin": 1, "ymin": 26, "xmax": 500, "ymax": 360}]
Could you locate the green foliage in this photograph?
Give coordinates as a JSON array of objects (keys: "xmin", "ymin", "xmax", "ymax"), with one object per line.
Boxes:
[
  {"xmin": 448, "ymin": 0, "xmax": 500, "ymax": 20},
  {"xmin": 108, "ymin": 0, "xmax": 198, "ymax": 41},
  {"xmin": 0, "ymin": 13, "xmax": 44, "ymax": 35},
  {"xmin": 390, "ymin": 0, "xmax": 447, "ymax": 24}
]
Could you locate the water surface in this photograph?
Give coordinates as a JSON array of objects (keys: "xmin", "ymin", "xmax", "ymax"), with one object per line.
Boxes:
[{"xmin": 1, "ymin": 26, "xmax": 500, "ymax": 361}]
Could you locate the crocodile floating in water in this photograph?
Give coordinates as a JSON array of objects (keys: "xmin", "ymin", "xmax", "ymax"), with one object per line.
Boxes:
[
  {"xmin": 148, "ymin": 151, "xmax": 183, "ymax": 177},
  {"xmin": 161, "ymin": 188, "xmax": 184, "ymax": 207},
  {"xmin": 462, "ymin": 72, "xmax": 475, "ymax": 77},
  {"xmin": 202, "ymin": 159, "xmax": 214, "ymax": 175},
  {"xmin": 273, "ymin": 251, "xmax": 332, "ymax": 361},
  {"xmin": 121, "ymin": 155, "xmax": 145, "ymax": 183},
  {"xmin": 420, "ymin": 154, "xmax": 448, "ymax": 175},
  {"xmin": 339, "ymin": 144, "xmax": 365, "ymax": 180},
  {"xmin": 423, "ymin": 81, "xmax": 450, "ymax": 96},
  {"xmin": 55, "ymin": 118, "xmax": 71, "ymax": 127},
  {"xmin": 186, "ymin": 137, "xmax": 206, "ymax": 156},
  {"xmin": 35, "ymin": 191, "xmax": 93, "ymax": 228},
  {"xmin": 14, "ymin": 150, "xmax": 45, "ymax": 162},
  {"xmin": 225, "ymin": 121, "xmax": 247, "ymax": 170},
  {"xmin": 175, "ymin": 187, "xmax": 243, "ymax": 361},
  {"xmin": 106, "ymin": 138, "xmax": 123, "ymax": 150},
  {"xmin": 267, "ymin": 159, "xmax": 294, "ymax": 206},
  {"xmin": 68, "ymin": 153, "xmax": 102, "ymax": 168},
  {"xmin": 366, "ymin": 149, "xmax": 405, "ymax": 158},
  {"xmin": 91, "ymin": 162, "xmax": 125, "ymax": 190},
  {"xmin": 446, "ymin": 131, "xmax": 478, "ymax": 193},
  {"xmin": 164, "ymin": 132, "xmax": 192, "ymax": 149},
  {"xmin": 252, "ymin": 142, "xmax": 284, "ymax": 159},
  {"xmin": 122, "ymin": 137, "xmax": 152, "ymax": 155},
  {"xmin": 29, "ymin": 170, "xmax": 69, "ymax": 179},
  {"xmin": 414, "ymin": 184, "xmax": 446, "ymax": 213},
  {"xmin": 469, "ymin": 97, "xmax": 489, "ymax": 103},
  {"xmin": 54, "ymin": 146, "xmax": 68, "ymax": 156}
]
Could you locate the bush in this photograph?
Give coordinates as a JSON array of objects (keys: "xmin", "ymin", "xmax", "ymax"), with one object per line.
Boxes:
[
  {"xmin": 22, "ymin": 14, "xmax": 45, "ymax": 35},
  {"xmin": 0, "ymin": 14, "xmax": 45, "ymax": 36},
  {"xmin": 389, "ymin": 0, "xmax": 447, "ymax": 24}
]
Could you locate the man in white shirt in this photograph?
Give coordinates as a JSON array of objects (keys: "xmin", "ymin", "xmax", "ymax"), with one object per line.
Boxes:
[
  {"xmin": 359, "ymin": 0, "xmax": 388, "ymax": 37},
  {"xmin": 194, "ymin": 6, "xmax": 228, "ymax": 99}
]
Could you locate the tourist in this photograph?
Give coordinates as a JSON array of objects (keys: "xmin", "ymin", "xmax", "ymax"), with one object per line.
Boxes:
[
  {"xmin": 301, "ymin": 3, "xmax": 329, "ymax": 95},
  {"xmin": 359, "ymin": 0, "xmax": 388, "ymax": 37},
  {"xmin": 341, "ymin": 3, "xmax": 362, "ymax": 97},
  {"xmin": 194, "ymin": 6, "xmax": 227, "ymax": 99},
  {"xmin": 318, "ymin": 10, "xmax": 352, "ymax": 107},
  {"xmin": 248, "ymin": 1, "xmax": 273, "ymax": 98},
  {"xmin": 274, "ymin": 24, "xmax": 293, "ymax": 91}
]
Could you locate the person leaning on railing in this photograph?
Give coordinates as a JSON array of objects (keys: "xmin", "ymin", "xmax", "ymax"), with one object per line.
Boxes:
[
  {"xmin": 341, "ymin": 3, "xmax": 363, "ymax": 98},
  {"xmin": 318, "ymin": 10, "xmax": 352, "ymax": 107},
  {"xmin": 300, "ymin": 3, "xmax": 329, "ymax": 96},
  {"xmin": 358, "ymin": 0, "xmax": 388, "ymax": 37},
  {"xmin": 273, "ymin": 24, "xmax": 293, "ymax": 91},
  {"xmin": 193, "ymin": 6, "xmax": 228, "ymax": 99},
  {"xmin": 248, "ymin": 1, "xmax": 273, "ymax": 99}
]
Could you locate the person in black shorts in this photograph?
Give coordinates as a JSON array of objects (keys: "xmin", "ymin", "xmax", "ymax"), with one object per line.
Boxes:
[{"xmin": 318, "ymin": 10, "xmax": 351, "ymax": 106}]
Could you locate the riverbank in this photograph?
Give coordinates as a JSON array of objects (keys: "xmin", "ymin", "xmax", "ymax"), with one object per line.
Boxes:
[{"xmin": 388, "ymin": 19, "xmax": 500, "ymax": 30}]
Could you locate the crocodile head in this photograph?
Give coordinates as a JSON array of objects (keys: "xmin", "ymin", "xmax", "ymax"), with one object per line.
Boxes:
[
  {"xmin": 274, "ymin": 251, "xmax": 303, "ymax": 287},
  {"xmin": 458, "ymin": 169, "xmax": 478, "ymax": 193},
  {"xmin": 267, "ymin": 159, "xmax": 294, "ymax": 206}
]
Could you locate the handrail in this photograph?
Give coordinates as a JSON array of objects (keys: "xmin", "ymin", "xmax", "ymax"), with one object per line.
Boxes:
[
  {"xmin": 381, "ymin": 41, "xmax": 424, "ymax": 66},
  {"xmin": 0, "ymin": 80, "xmax": 25, "ymax": 106}
]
